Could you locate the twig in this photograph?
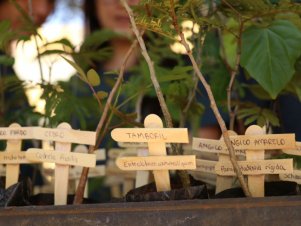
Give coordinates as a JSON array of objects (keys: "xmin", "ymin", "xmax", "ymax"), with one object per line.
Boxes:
[
  {"xmin": 169, "ymin": 0, "xmax": 251, "ymax": 197},
  {"xmin": 121, "ymin": 0, "xmax": 173, "ymax": 129},
  {"xmin": 73, "ymin": 39, "xmax": 139, "ymax": 204},
  {"xmin": 121, "ymin": 0, "xmax": 191, "ymax": 188},
  {"xmin": 227, "ymin": 19, "xmax": 244, "ymax": 131}
]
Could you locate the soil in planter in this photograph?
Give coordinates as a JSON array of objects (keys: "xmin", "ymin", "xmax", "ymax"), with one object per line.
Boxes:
[
  {"xmin": 125, "ymin": 175, "xmax": 209, "ymax": 202},
  {"xmin": 0, "ymin": 179, "xmax": 32, "ymax": 207},
  {"xmin": 213, "ymin": 181, "xmax": 300, "ymax": 199},
  {"xmin": 0, "ymin": 179, "xmax": 97, "ymax": 206}
]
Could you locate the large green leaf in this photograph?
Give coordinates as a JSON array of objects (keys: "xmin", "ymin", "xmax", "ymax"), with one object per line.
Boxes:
[{"xmin": 241, "ymin": 20, "xmax": 301, "ymax": 99}]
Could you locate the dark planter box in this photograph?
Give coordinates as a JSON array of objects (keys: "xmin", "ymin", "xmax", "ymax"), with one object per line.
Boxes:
[{"xmin": 0, "ymin": 196, "xmax": 301, "ymax": 226}]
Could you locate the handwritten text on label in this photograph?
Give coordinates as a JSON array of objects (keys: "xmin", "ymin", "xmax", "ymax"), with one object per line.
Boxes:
[
  {"xmin": 279, "ymin": 170, "xmax": 301, "ymax": 184},
  {"xmin": 215, "ymin": 159, "xmax": 293, "ymax": 176},
  {"xmin": 0, "ymin": 152, "xmax": 30, "ymax": 164},
  {"xmin": 194, "ymin": 159, "xmax": 216, "ymax": 174},
  {"xmin": 26, "ymin": 149, "xmax": 96, "ymax": 167},
  {"xmin": 0, "ymin": 127, "xmax": 96, "ymax": 145},
  {"xmin": 111, "ymin": 128, "xmax": 189, "ymax": 143},
  {"xmin": 193, "ymin": 134, "xmax": 295, "ymax": 151},
  {"xmin": 116, "ymin": 156, "xmax": 196, "ymax": 171}
]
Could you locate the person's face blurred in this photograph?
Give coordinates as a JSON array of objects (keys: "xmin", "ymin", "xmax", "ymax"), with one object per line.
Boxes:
[
  {"xmin": 95, "ymin": 0, "xmax": 140, "ymax": 34},
  {"xmin": 2, "ymin": 0, "xmax": 54, "ymax": 29}
]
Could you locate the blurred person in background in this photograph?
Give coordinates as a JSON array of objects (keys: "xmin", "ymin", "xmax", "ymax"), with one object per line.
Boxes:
[
  {"xmin": 0, "ymin": 0, "xmax": 56, "ymax": 187},
  {"xmin": 0, "ymin": 0, "xmax": 56, "ymax": 126}
]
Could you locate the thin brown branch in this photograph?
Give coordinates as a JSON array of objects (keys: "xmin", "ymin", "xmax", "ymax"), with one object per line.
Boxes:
[
  {"xmin": 221, "ymin": 0, "xmax": 242, "ymax": 19},
  {"xmin": 121, "ymin": 0, "xmax": 173, "ymax": 129},
  {"xmin": 121, "ymin": 0, "xmax": 191, "ymax": 187},
  {"xmin": 169, "ymin": 0, "xmax": 251, "ymax": 197},
  {"xmin": 227, "ymin": 19, "xmax": 244, "ymax": 130},
  {"xmin": 73, "ymin": 39, "xmax": 139, "ymax": 204}
]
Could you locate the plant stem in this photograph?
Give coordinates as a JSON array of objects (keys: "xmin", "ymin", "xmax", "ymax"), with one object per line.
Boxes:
[
  {"xmin": 73, "ymin": 40, "xmax": 139, "ymax": 204},
  {"xmin": 121, "ymin": 0, "xmax": 173, "ymax": 129},
  {"xmin": 227, "ymin": 19, "xmax": 244, "ymax": 131},
  {"xmin": 121, "ymin": 0, "xmax": 191, "ymax": 188},
  {"xmin": 169, "ymin": 0, "xmax": 251, "ymax": 197}
]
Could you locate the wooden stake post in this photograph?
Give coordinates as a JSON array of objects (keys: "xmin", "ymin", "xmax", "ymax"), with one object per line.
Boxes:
[
  {"xmin": 111, "ymin": 114, "xmax": 195, "ymax": 192},
  {"xmin": 26, "ymin": 122, "xmax": 96, "ymax": 205}
]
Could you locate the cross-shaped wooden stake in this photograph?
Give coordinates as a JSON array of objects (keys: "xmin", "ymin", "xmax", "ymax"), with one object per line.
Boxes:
[
  {"xmin": 214, "ymin": 125, "xmax": 295, "ymax": 197},
  {"xmin": 192, "ymin": 125, "xmax": 296, "ymax": 196},
  {"xmin": 111, "ymin": 114, "xmax": 195, "ymax": 192},
  {"xmin": 26, "ymin": 122, "xmax": 97, "ymax": 205}
]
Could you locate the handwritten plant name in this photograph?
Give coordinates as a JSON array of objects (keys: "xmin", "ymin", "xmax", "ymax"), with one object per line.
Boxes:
[
  {"xmin": 125, "ymin": 132, "xmax": 167, "ymax": 141},
  {"xmin": 197, "ymin": 142, "xmax": 245, "ymax": 155},
  {"xmin": 196, "ymin": 163, "xmax": 215, "ymax": 173},
  {"xmin": 0, "ymin": 129, "xmax": 27, "ymax": 137},
  {"xmin": 217, "ymin": 162, "xmax": 288, "ymax": 175},
  {"xmin": 44, "ymin": 130, "xmax": 65, "ymax": 139},
  {"xmin": 35, "ymin": 152, "xmax": 78, "ymax": 164},
  {"xmin": 117, "ymin": 156, "xmax": 196, "ymax": 171},
  {"xmin": 123, "ymin": 159, "xmax": 194, "ymax": 168},
  {"xmin": 230, "ymin": 138, "xmax": 286, "ymax": 148}
]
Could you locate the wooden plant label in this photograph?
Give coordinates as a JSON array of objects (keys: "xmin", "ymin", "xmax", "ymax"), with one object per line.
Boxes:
[
  {"xmin": 0, "ymin": 126, "xmax": 96, "ymax": 145},
  {"xmin": 216, "ymin": 131, "xmax": 237, "ymax": 194},
  {"xmin": 33, "ymin": 127, "xmax": 96, "ymax": 145},
  {"xmin": 279, "ymin": 170, "xmax": 301, "ymax": 184},
  {"xmin": 24, "ymin": 123, "xmax": 97, "ymax": 205},
  {"xmin": 215, "ymin": 159, "xmax": 293, "ymax": 176},
  {"xmin": 0, "ymin": 126, "xmax": 34, "ymax": 140},
  {"xmin": 193, "ymin": 137, "xmax": 246, "ymax": 156},
  {"xmin": 116, "ymin": 155, "xmax": 196, "ymax": 171},
  {"xmin": 111, "ymin": 128, "xmax": 188, "ymax": 143},
  {"xmin": 111, "ymin": 114, "xmax": 191, "ymax": 192},
  {"xmin": 5, "ymin": 123, "xmax": 23, "ymax": 188},
  {"xmin": 279, "ymin": 142, "xmax": 301, "ymax": 185},
  {"xmin": 195, "ymin": 159, "xmax": 216, "ymax": 174},
  {"xmin": 193, "ymin": 134, "xmax": 295, "ymax": 152},
  {"xmin": 26, "ymin": 149, "xmax": 96, "ymax": 167},
  {"xmin": 0, "ymin": 152, "xmax": 30, "ymax": 164},
  {"xmin": 283, "ymin": 142, "xmax": 301, "ymax": 155}
]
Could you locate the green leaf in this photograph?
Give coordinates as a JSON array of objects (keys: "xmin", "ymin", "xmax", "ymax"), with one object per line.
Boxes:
[
  {"xmin": 243, "ymin": 84, "xmax": 272, "ymax": 100},
  {"xmin": 244, "ymin": 114, "xmax": 259, "ymax": 125},
  {"xmin": 61, "ymin": 56, "xmax": 87, "ymax": 83},
  {"xmin": 261, "ymin": 109, "xmax": 280, "ymax": 126},
  {"xmin": 241, "ymin": 20, "xmax": 301, "ymax": 99},
  {"xmin": 96, "ymin": 91, "xmax": 108, "ymax": 100},
  {"xmin": 87, "ymin": 69, "xmax": 101, "ymax": 86}
]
